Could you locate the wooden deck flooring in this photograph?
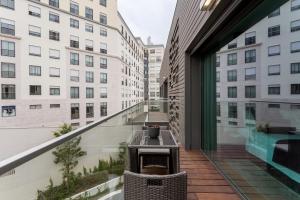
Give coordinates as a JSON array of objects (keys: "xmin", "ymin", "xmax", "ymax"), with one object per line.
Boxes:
[{"xmin": 179, "ymin": 148, "xmax": 241, "ymax": 200}]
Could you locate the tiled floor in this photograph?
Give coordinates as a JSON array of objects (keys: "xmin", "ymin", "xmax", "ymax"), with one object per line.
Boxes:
[{"xmin": 179, "ymin": 148, "xmax": 241, "ymax": 200}]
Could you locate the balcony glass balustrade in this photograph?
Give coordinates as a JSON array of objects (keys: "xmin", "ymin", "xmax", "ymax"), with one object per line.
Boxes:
[
  {"xmin": 0, "ymin": 100, "xmax": 171, "ymax": 200},
  {"xmin": 206, "ymin": 101, "xmax": 300, "ymax": 200}
]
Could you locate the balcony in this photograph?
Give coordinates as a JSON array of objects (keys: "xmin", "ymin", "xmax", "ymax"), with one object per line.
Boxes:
[{"xmin": 0, "ymin": 99, "xmax": 243, "ymax": 200}]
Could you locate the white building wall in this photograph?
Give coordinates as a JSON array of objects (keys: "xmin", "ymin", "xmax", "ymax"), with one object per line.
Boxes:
[
  {"xmin": 147, "ymin": 45, "xmax": 164, "ymax": 100},
  {"xmin": 0, "ymin": 0, "xmax": 145, "ymax": 129}
]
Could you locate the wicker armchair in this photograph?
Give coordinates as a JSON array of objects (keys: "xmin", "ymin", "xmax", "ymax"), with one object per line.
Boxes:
[{"xmin": 124, "ymin": 171, "xmax": 187, "ymax": 200}]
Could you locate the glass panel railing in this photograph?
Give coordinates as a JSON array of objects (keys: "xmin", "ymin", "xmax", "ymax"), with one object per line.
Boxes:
[
  {"xmin": 0, "ymin": 102, "xmax": 146, "ymax": 200},
  {"xmin": 204, "ymin": 101, "xmax": 300, "ymax": 200},
  {"xmin": 145, "ymin": 98, "xmax": 182, "ymax": 142},
  {"xmin": 147, "ymin": 98, "xmax": 169, "ymax": 123}
]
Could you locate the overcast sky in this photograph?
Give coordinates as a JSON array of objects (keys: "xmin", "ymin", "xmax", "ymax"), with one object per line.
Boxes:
[{"xmin": 118, "ymin": 0, "xmax": 177, "ymax": 45}]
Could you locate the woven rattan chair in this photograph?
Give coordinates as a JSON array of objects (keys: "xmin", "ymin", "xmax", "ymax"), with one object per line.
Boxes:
[{"xmin": 124, "ymin": 171, "xmax": 187, "ymax": 200}]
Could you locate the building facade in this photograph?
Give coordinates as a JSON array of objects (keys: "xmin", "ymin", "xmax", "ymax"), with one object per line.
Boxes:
[
  {"xmin": 0, "ymin": 0, "xmax": 145, "ymax": 128},
  {"xmin": 161, "ymin": 0, "xmax": 300, "ymax": 198},
  {"xmin": 217, "ymin": 1, "xmax": 300, "ymax": 129},
  {"xmin": 146, "ymin": 44, "xmax": 164, "ymax": 100}
]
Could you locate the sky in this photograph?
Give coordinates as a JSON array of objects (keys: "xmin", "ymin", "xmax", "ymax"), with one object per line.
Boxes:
[{"xmin": 118, "ymin": 0, "xmax": 177, "ymax": 45}]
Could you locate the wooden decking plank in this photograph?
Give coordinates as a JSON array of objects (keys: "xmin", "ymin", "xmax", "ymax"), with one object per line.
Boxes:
[
  {"xmin": 180, "ymin": 147, "xmax": 242, "ymax": 200},
  {"xmin": 196, "ymin": 193, "xmax": 241, "ymax": 200}
]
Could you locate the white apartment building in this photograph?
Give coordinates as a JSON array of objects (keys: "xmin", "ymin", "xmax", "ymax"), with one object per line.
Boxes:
[
  {"xmin": 146, "ymin": 44, "xmax": 164, "ymax": 100},
  {"xmin": 0, "ymin": 0, "xmax": 145, "ymax": 128},
  {"xmin": 217, "ymin": 0, "xmax": 300, "ymax": 128}
]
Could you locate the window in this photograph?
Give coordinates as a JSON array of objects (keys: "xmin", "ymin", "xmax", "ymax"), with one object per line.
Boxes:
[
  {"xmin": 290, "ymin": 104, "xmax": 300, "ymax": 110},
  {"xmin": 85, "ymin": 40, "xmax": 93, "ymax": 51},
  {"xmin": 2, "ymin": 106, "xmax": 16, "ymax": 117},
  {"xmin": 85, "ymin": 55, "xmax": 94, "ymax": 67},
  {"xmin": 100, "ymin": 43, "xmax": 107, "ymax": 54},
  {"xmin": 268, "ymin": 85, "xmax": 280, "ymax": 95},
  {"xmin": 30, "ymin": 85, "xmax": 41, "ymax": 95},
  {"xmin": 245, "ymin": 103, "xmax": 256, "ymax": 120},
  {"xmin": 100, "ymin": 87, "xmax": 107, "ymax": 98},
  {"xmin": 86, "ymin": 71, "xmax": 94, "ymax": 83},
  {"xmin": 71, "ymin": 122, "xmax": 80, "ymax": 127},
  {"xmin": 228, "ymin": 42, "xmax": 237, "ymax": 49},
  {"xmin": 268, "ymin": 45, "xmax": 280, "ymax": 56},
  {"xmin": 245, "ymin": 32, "xmax": 256, "ymax": 45},
  {"xmin": 217, "ymin": 102, "xmax": 220, "ymax": 117},
  {"xmin": 228, "ymin": 87, "xmax": 237, "ymax": 98},
  {"xmin": 86, "ymin": 103, "xmax": 94, "ymax": 118},
  {"xmin": 49, "ymin": 0, "xmax": 59, "ymax": 8},
  {"xmin": 100, "ymin": 73, "xmax": 107, "ymax": 83},
  {"xmin": 100, "ymin": 57, "xmax": 107, "ymax": 69},
  {"xmin": 85, "ymin": 7, "xmax": 93, "ymax": 20},
  {"xmin": 71, "ymin": 103, "xmax": 79, "ymax": 120},
  {"xmin": 268, "ymin": 65, "xmax": 280, "ymax": 76},
  {"xmin": 29, "ymin": 45, "xmax": 41, "ymax": 56},
  {"xmin": 216, "ymin": 87, "xmax": 220, "ymax": 98},
  {"xmin": 28, "ymin": 5, "xmax": 41, "ymax": 17},
  {"xmin": 50, "ymin": 86, "xmax": 60, "ymax": 95},
  {"xmin": 100, "ymin": 13, "xmax": 107, "ymax": 25},
  {"xmin": 245, "ymin": 49, "xmax": 256, "ymax": 63},
  {"xmin": 100, "ymin": 0, "xmax": 107, "ymax": 7},
  {"xmin": 70, "ymin": 52, "xmax": 79, "ymax": 65},
  {"xmin": 0, "ymin": 0, "xmax": 14, "ymax": 9},
  {"xmin": 1, "ymin": 62, "xmax": 15, "ymax": 78},
  {"xmin": 0, "ymin": 18, "xmax": 15, "ymax": 35},
  {"xmin": 1, "ymin": 84, "xmax": 15, "ymax": 99},
  {"xmin": 228, "ymin": 121, "xmax": 238, "ymax": 126},
  {"xmin": 100, "ymin": 102, "xmax": 107, "ymax": 117},
  {"xmin": 268, "ymin": 25, "xmax": 280, "ymax": 37},
  {"xmin": 291, "ymin": 84, "xmax": 300, "ymax": 94},
  {"xmin": 291, "ymin": 41, "xmax": 300, "ymax": 53},
  {"xmin": 49, "ymin": 67, "xmax": 60, "ymax": 77},
  {"xmin": 29, "ymin": 65, "xmax": 41, "ymax": 76},
  {"xmin": 50, "ymin": 104, "xmax": 60, "ymax": 109},
  {"xmin": 227, "ymin": 70, "xmax": 237, "ymax": 82},
  {"xmin": 228, "ymin": 102, "xmax": 237, "ymax": 118},
  {"xmin": 70, "ymin": 69, "xmax": 79, "ymax": 82},
  {"xmin": 269, "ymin": 104, "xmax": 280, "ymax": 109},
  {"xmin": 86, "ymin": 87, "xmax": 94, "ymax": 98},
  {"xmin": 1, "ymin": 41, "xmax": 15, "ymax": 57},
  {"xmin": 245, "ymin": 68, "xmax": 256, "ymax": 80},
  {"xmin": 216, "ymin": 72, "xmax": 220, "ymax": 82},
  {"xmin": 216, "ymin": 56, "xmax": 220, "ymax": 67},
  {"xmin": 70, "ymin": 18, "xmax": 79, "ymax": 29},
  {"xmin": 291, "ymin": 0, "xmax": 300, "ymax": 11},
  {"xmin": 100, "ymin": 28, "xmax": 107, "ymax": 37},
  {"xmin": 70, "ymin": 2, "xmax": 79, "ymax": 15},
  {"xmin": 49, "ymin": 30, "xmax": 60, "ymax": 41},
  {"xmin": 291, "ymin": 63, "xmax": 300, "ymax": 74},
  {"xmin": 85, "ymin": 23, "xmax": 93, "ymax": 33},
  {"xmin": 49, "ymin": 49, "xmax": 60, "ymax": 59},
  {"xmin": 245, "ymin": 86, "xmax": 256, "ymax": 98},
  {"xmin": 29, "ymin": 25, "xmax": 41, "ymax": 38},
  {"xmin": 227, "ymin": 53, "xmax": 237, "ymax": 65},
  {"xmin": 70, "ymin": 87, "xmax": 79, "ymax": 98},
  {"xmin": 291, "ymin": 20, "xmax": 300, "ymax": 32},
  {"xmin": 268, "ymin": 8, "xmax": 280, "ymax": 18},
  {"xmin": 49, "ymin": 12, "xmax": 59, "ymax": 23},
  {"xmin": 70, "ymin": 35, "xmax": 79, "ymax": 48}
]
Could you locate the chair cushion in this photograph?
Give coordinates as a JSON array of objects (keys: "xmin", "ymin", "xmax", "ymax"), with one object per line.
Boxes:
[{"xmin": 138, "ymin": 148, "xmax": 170, "ymax": 155}]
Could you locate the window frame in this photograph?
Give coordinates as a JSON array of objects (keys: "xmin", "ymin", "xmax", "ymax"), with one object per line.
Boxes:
[{"xmin": 1, "ymin": 62, "xmax": 15, "ymax": 78}]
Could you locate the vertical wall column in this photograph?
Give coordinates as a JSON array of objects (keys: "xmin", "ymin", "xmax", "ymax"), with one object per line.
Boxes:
[
  {"xmin": 185, "ymin": 52, "xmax": 217, "ymax": 151},
  {"xmin": 201, "ymin": 53, "xmax": 217, "ymax": 151}
]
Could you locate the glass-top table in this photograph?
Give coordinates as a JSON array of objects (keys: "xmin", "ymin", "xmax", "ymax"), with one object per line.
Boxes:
[{"xmin": 128, "ymin": 130, "xmax": 179, "ymax": 174}]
